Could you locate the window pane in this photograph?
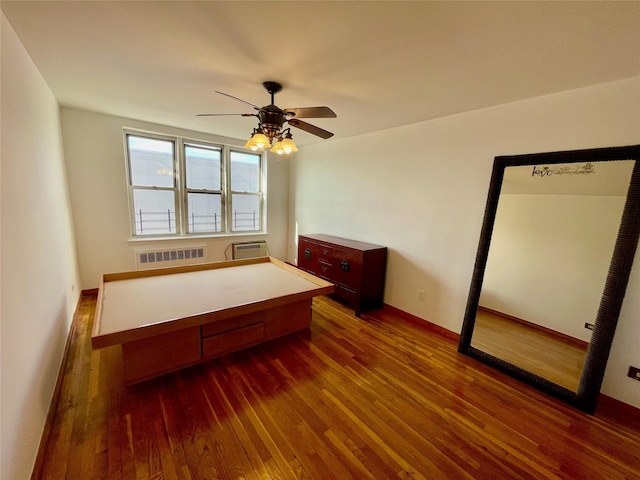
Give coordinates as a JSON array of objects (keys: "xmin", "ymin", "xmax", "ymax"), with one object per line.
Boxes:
[
  {"xmin": 132, "ymin": 189, "xmax": 176, "ymax": 235},
  {"xmin": 126, "ymin": 132, "xmax": 267, "ymax": 237},
  {"xmin": 128, "ymin": 136, "xmax": 174, "ymax": 187},
  {"xmin": 230, "ymin": 151, "xmax": 260, "ymax": 192},
  {"xmin": 231, "ymin": 194, "xmax": 260, "ymax": 231},
  {"xmin": 187, "ymin": 192, "xmax": 222, "ymax": 233},
  {"xmin": 185, "ymin": 145, "xmax": 221, "ymax": 190}
]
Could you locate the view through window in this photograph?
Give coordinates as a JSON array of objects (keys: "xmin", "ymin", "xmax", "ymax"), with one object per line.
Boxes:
[{"xmin": 126, "ymin": 132, "xmax": 264, "ymax": 237}]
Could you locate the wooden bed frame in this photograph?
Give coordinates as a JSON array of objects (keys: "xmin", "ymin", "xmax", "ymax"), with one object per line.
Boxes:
[{"xmin": 91, "ymin": 256, "xmax": 334, "ymax": 384}]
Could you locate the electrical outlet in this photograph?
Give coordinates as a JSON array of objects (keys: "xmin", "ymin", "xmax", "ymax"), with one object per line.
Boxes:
[
  {"xmin": 417, "ymin": 290, "xmax": 425, "ymax": 302},
  {"xmin": 628, "ymin": 366, "xmax": 640, "ymax": 381},
  {"xmin": 584, "ymin": 322, "xmax": 594, "ymax": 330}
]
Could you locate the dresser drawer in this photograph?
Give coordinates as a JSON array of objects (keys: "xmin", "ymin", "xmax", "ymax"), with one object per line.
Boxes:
[
  {"xmin": 317, "ymin": 243, "xmax": 334, "ymax": 261},
  {"xmin": 334, "ymin": 283, "xmax": 358, "ymax": 304},
  {"xmin": 202, "ymin": 322, "xmax": 265, "ymax": 358},
  {"xmin": 316, "ymin": 259, "xmax": 334, "ymax": 279}
]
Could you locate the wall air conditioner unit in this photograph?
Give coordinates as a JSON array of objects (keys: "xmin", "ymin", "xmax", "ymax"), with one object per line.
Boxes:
[{"xmin": 232, "ymin": 241, "xmax": 268, "ymax": 260}]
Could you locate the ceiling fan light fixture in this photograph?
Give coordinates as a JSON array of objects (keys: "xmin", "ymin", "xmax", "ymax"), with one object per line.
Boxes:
[
  {"xmin": 269, "ymin": 130, "xmax": 297, "ymax": 155},
  {"xmin": 280, "ymin": 132, "xmax": 298, "ymax": 154},
  {"xmin": 244, "ymin": 129, "xmax": 271, "ymax": 151},
  {"xmin": 270, "ymin": 139, "xmax": 285, "ymax": 155}
]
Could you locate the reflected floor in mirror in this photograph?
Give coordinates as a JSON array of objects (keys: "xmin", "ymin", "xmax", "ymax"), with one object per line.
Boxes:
[{"xmin": 471, "ymin": 308, "xmax": 588, "ymax": 391}]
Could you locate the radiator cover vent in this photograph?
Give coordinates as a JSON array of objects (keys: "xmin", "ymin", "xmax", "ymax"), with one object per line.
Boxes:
[
  {"xmin": 232, "ymin": 241, "xmax": 268, "ymax": 260},
  {"xmin": 135, "ymin": 246, "xmax": 206, "ymax": 270}
]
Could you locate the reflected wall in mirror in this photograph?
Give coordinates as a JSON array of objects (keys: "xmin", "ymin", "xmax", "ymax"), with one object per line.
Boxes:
[{"xmin": 459, "ymin": 145, "xmax": 640, "ymax": 413}]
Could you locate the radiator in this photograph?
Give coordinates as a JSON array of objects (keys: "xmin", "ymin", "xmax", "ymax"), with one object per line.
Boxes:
[
  {"xmin": 134, "ymin": 246, "xmax": 206, "ymax": 270},
  {"xmin": 232, "ymin": 241, "xmax": 268, "ymax": 260}
]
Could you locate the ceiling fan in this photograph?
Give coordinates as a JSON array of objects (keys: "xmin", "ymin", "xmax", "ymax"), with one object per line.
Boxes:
[{"xmin": 197, "ymin": 81, "xmax": 336, "ymax": 154}]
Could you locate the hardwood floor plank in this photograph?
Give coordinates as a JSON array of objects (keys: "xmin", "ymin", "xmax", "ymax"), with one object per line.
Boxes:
[
  {"xmin": 289, "ymin": 359, "xmax": 407, "ymax": 478},
  {"xmin": 157, "ymin": 384, "xmax": 193, "ymax": 480},
  {"xmin": 169, "ymin": 371, "xmax": 224, "ymax": 480},
  {"xmin": 223, "ymin": 383, "xmax": 296, "ymax": 478},
  {"xmin": 232, "ymin": 360, "xmax": 340, "ymax": 480},
  {"xmin": 273, "ymin": 349, "xmax": 403, "ymax": 480},
  {"xmin": 202, "ymin": 371, "xmax": 272, "ymax": 479},
  {"xmin": 32, "ymin": 294, "xmax": 640, "ymax": 480}
]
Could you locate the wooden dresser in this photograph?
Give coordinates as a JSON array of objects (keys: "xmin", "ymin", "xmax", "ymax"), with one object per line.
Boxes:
[{"xmin": 298, "ymin": 234, "xmax": 387, "ymax": 316}]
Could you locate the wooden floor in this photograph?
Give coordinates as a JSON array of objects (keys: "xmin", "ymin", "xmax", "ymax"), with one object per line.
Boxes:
[
  {"xmin": 34, "ymin": 294, "xmax": 640, "ymax": 479},
  {"xmin": 471, "ymin": 309, "xmax": 588, "ymax": 391}
]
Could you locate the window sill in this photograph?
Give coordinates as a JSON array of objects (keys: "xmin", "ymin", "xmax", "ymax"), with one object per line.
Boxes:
[{"xmin": 127, "ymin": 232, "xmax": 268, "ymax": 244}]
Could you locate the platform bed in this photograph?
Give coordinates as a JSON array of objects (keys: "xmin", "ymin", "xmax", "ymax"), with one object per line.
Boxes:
[{"xmin": 91, "ymin": 256, "xmax": 334, "ymax": 384}]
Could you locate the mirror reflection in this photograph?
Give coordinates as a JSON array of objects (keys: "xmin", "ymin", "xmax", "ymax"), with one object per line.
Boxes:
[{"xmin": 470, "ymin": 159, "xmax": 635, "ymax": 392}]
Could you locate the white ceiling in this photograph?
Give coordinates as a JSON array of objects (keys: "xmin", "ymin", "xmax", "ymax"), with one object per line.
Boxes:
[{"xmin": 3, "ymin": 1, "xmax": 639, "ymax": 146}]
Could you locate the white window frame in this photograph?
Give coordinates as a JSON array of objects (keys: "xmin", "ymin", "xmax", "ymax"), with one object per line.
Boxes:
[
  {"xmin": 181, "ymin": 140, "xmax": 225, "ymax": 235},
  {"xmin": 124, "ymin": 129, "xmax": 266, "ymax": 239},
  {"xmin": 227, "ymin": 148, "xmax": 265, "ymax": 234}
]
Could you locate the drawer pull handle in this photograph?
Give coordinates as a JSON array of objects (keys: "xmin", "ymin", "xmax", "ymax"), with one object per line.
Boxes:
[
  {"xmin": 322, "ymin": 265, "xmax": 328, "ymax": 272},
  {"xmin": 323, "ymin": 249, "xmax": 329, "ymax": 255},
  {"xmin": 304, "ymin": 248, "xmax": 312, "ymax": 260},
  {"xmin": 341, "ymin": 260, "xmax": 350, "ymax": 272}
]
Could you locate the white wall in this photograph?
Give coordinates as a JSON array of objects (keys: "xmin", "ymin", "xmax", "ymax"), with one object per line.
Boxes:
[
  {"xmin": 60, "ymin": 108, "xmax": 290, "ymax": 289},
  {"xmin": 1, "ymin": 14, "xmax": 81, "ymax": 479},
  {"xmin": 290, "ymin": 77, "xmax": 640, "ymax": 408},
  {"xmin": 481, "ymin": 193, "xmax": 625, "ymax": 342}
]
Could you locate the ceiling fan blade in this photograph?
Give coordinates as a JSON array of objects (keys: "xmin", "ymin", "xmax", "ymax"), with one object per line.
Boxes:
[
  {"xmin": 196, "ymin": 113, "xmax": 256, "ymax": 117},
  {"xmin": 215, "ymin": 91, "xmax": 261, "ymax": 111},
  {"xmin": 284, "ymin": 106, "xmax": 336, "ymax": 119},
  {"xmin": 287, "ymin": 119, "xmax": 334, "ymax": 139}
]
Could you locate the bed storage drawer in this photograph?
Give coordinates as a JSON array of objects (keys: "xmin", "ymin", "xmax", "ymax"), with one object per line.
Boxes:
[
  {"xmin": 202, "ymin": 323, "xmax": 265, "ymax": 358},
  {"xmin": 201, "ymin": 311, "xmax": 264, "ymax": 337}
]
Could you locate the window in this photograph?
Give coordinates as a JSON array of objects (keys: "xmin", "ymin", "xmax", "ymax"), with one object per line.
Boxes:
[
  {"xmin": 230, "ymin": 151, "xmax": 262, "ymax": 232},
  {"xmin": 184, "ymin": 143, "xmax": 222, "ymax": 233},
  {"xmin": 125, "ymin": 131, "xmax": 265, "ymax": 238}
]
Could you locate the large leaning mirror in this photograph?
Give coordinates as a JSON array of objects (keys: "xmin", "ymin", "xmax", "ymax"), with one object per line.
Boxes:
[{"xmin": 459, "ymin": 145, "xmax": 640, "ymax": 414}]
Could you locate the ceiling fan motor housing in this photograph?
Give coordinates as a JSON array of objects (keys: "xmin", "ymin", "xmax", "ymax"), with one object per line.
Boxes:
[{"xmin": 259, "ymin": 105, "xmax": 286, "ymax": 141}]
